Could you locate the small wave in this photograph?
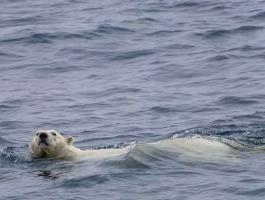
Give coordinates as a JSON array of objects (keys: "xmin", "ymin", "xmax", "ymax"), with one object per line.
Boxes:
[
  {"xmin": 251, "ymin": 11, "xmax": 265, "ymax": 20},
  {"xmin": 218, "ymin": 96, "xmax": 258, "ymax": 105},
  {"xmin": 197, "ymin": 25, "xmax": 264, "ymax": 39},
  {"xmin": 110, "ymin": 49, "xmax": 155, "ymax": 61},
  {"xmin": 158, "ymin": 1, "xmax": 210, "ymax": 9},
  {"xmin": 107, "ymin": 86, "xmax": 142, "ymax": 94},
  {"xmin": 34, "ymin": 64, "xmax": 86, "ymax": 74},
  {"xmin": 207, "ymin": 55, "xmax": 230, "ymax": 61},
  {"xmin": 1, "ymin": 33, "xmax": 51, "ymax": 44},
  {"xmin": 145, "ymin": 30, "xmax": 182, "ymax": 36},
  {"xmin": 235, "ymin": 25, "xmax": 263, "ymax": 32},
  {"xmin": 59, "ymin": 174, "xmax": 109, "ymax": 188},
  {"xmin": 237, "ymin": 45, "xmax": 265, "ymax": 52},
  {"xmin": 170, "ymin": 1, "xmax": 201, "ymax": 8},
  {"xmin": 95, "ymin": 24, "xmax": 134, "ymax": 35},
  {"xmin": 137, "ymin": 17, "xmax": 159, "ymax": 23},
  {"xmin": 210, "ymin": 5, "xmax": 231, "ymax": 11},
  {"xmin": 0, "ymin": 31, "xmax": 100, "ymax": 44},
  {"xmin": 149, "ymin": 106, "xmax": 180, "ymax": 114},
  {"xmin": 163, "ymin": 43, "xmax": 195, "ymax": 50},
  {"xmin": 0, "ymin": 104, "xmax": 20, "ymax": 111},
  {"xmin": 0, "ymin": 15, "xmax": 46, "ymax": 28},
  {"xmin": 236, "ymin": 187, "xmax": 265, "ymax": 197}
]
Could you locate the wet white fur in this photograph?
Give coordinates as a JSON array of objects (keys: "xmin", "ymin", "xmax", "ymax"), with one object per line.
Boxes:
[
  {"xmin": 149, "ymin": 136, "xmax": 234, "ymax": 162},
  {"xmin": 30, "ymin": 130, "xmax": 131, "ymax": 159}
]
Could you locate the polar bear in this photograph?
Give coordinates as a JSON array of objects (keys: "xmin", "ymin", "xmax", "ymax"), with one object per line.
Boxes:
[
  {"xmin": 30, "ymin": 130, "xmax": 235, "ymax": 161},
  {"xmin": 29, "ymin": 130, "xmax": 131, "ymax": 159}
]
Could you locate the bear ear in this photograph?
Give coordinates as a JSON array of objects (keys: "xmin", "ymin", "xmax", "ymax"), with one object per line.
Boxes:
[{"xmin": 65, "ymin": 137, "xmax": 74, "ymax": 145}]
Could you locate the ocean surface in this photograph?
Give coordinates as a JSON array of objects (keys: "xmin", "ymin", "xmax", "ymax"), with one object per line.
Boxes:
[{"xmin": 1, "ymin": 0, "xmax": 265, "ymax": 199}]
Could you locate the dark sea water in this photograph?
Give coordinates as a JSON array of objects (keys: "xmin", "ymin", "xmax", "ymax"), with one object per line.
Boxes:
[{"xmin": 1, "ymin": 0, "xmax": 265, "ymax": 199}]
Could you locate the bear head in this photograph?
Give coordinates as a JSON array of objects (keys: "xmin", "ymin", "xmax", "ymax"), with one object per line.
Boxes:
[{"xmin": 30, "ymin": 130, "xmax": 74, "ymax": 159}]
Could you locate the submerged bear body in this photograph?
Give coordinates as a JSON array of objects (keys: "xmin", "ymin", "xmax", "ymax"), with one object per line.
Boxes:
[{"xmin": 30, "ymin": 130, "xmax": 234, "ymax": 161}]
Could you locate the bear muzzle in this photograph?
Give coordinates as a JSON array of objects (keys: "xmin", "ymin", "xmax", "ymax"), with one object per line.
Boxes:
[{"xmin": 38, "ymin": 132, "xmax": 49, "ymax": 146}]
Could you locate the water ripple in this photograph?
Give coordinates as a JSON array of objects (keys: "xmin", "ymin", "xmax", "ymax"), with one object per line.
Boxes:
[
  {"xmin": 197, "ymin": 25, "xmax": 264, "ymax": 39},
  {"xmin": 0, "ymin": 31, "xmax": 100, "ymax": 44},
  {"xmin": 60, "ymin": 174, "xmax": 109, "ymax": 188},
  {"xmin": 95, "ymin": 24, "xmax": 134, "ymax": 34},
  {"xmin": 218, "ymin": 96, "xmax": 259, "ymax": 105},
  {"xmin": 110, "ymin": 49, "xmax": 155, "ymax": 61},
  {"xmin": 250, "ymin": 11, "xmax": 265, "ymax": 20}
]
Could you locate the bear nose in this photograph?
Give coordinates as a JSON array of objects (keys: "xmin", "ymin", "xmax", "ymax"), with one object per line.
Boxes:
[{"xmin": 39, "ymin": 133, "xmax": 48, "ymax": 139}]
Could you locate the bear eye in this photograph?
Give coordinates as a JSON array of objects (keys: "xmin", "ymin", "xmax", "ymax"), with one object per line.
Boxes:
[{"xmin": 52, "ymin": 132, "xmax": 57, "ymax": 136}]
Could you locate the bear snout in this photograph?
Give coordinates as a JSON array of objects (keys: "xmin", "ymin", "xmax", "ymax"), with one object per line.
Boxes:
[
  {"xmin": 39, "ymin": 132, "xmax": 48, "ymax": 140},
  {"xmin": 37, "ymin": 132, "xmax": 49, "ymax": 146}
]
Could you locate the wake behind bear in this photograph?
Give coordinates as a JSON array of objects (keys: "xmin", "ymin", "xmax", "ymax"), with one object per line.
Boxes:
[{"xmin": 30, "ymin": 130, "xmax": 234, "ymax": 161}]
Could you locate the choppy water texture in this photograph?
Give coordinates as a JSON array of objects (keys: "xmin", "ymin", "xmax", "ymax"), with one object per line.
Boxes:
[{"xmin": 1, "ymin": 0, "xmax": 265, "ymax": 199}]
